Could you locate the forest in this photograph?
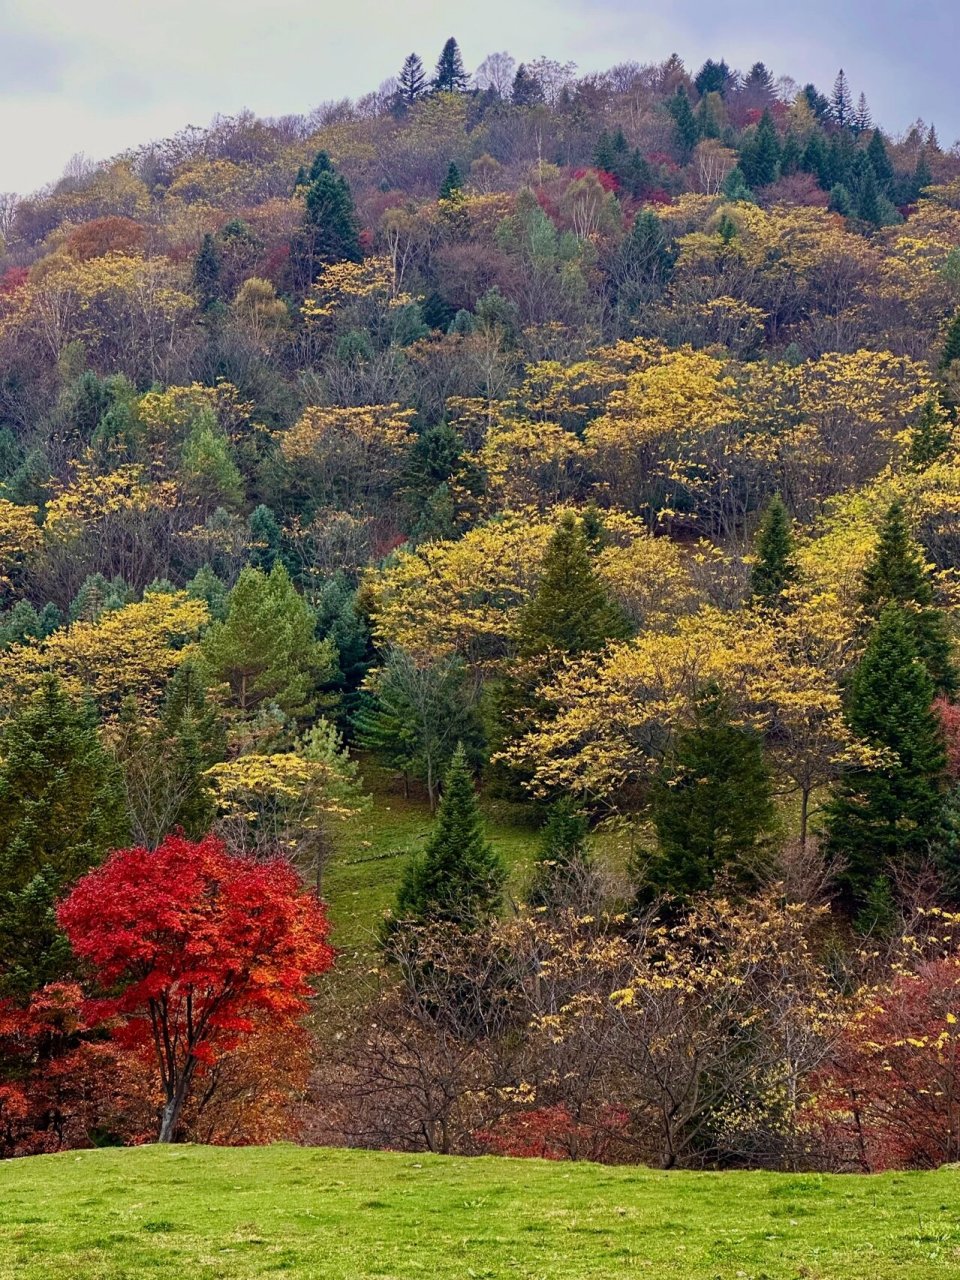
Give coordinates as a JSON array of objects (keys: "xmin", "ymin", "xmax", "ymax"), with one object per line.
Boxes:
[{"xmin": 2, "ymin": 36, "xmax": 960, "ymax": 1175}]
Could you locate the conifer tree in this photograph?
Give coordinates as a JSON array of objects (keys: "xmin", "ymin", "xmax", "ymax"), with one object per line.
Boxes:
[
  {"xmin": 750, "ymin": 493, "xmax": 795, "ymax": 607},
  {"xmin": 248, "ymin": 503, "xmax": 284, "ymax": 573},
  {"xmin": 432, "ymin": 37, "xmax": 468, "ymax": 94},
  {"xmin": 852, "ymin": 92, "xmax": 873, "ymax": 135},
  {"xmin": 826, "ymin": 604, "xmax": 948, "ymax": 907},
  {"xmin": 300, "ymin": 152, "xmax": 362, "ymax": 276},
  {"xmin": 740, "ymin": 109, "xmax": 780, "ymax": 189},
  {"xmin": 831, "ymin": 69, "xmax": 853, "ymax": 129},
  {"xmin": 528, "ymin": 799, "xmax": 593, "ymax": 910},
  {"xmin": 722, "ymin": 166, "xmax": 754, "ymax": 203},
  {"xmin": 439, "ymin": 161, "xmax": 463, "ymax": 200},
  {"xmin": 511, "ymin": 63, "xmax": 544, "ymax": 107},
  {"xmin": 0, "ymin": 678, "xmax": 128, "ymax": 998},
  {"xmin": 866, "ymin": 129, "xmax": 893, "ymax": 191},
  {"xmin": 193, "ymin": 232, "xmax": 221, "ymax": 310},
  {"xmin": 910, "ymin": 400, "xmax": 953, "ymax": 469},
  {"xmin": 861, "ymin": 500, "xmax": 957, "ymax": 694},
  {"xmin": 694, "ymin": 58, "xmax": 731, "ymax": 98},
  {"xmin": 667, "ymin": 87, "xmax": 700, "ymax": 163},
  {"xmin": 856, "ymin": 165, "xmax": 884, "ymax": 227},
  {"xmin": 646, "ymin": 686, "xmax": 776, "ymax": 900},
  {"xmin": 393, "ymin": 743, "xmax": 505, "ymax": 929},
  {"xmin": 939, "ymin": 309, "xmax": 960, "ymax": 375},
  {"xmin": 397, "ymin": 52, "xmax": 427, "ymax": 105}
]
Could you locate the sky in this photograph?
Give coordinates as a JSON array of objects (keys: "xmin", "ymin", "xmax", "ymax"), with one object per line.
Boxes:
[{"xmin": 1, "ymin": 0, "xmax": 957, "ymax": 195}]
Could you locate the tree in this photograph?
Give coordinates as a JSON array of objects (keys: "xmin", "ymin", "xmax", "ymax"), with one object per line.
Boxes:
[
  {"xmin": 853, "ymin": 93, "xmax": 873, "ymax": 135},
  {"xmin": 825, "ymin": 605, "xmax": 948, "ymax": 908},
  {"xmin": 439, "ymin": 161, "xmax": 463, "ymax": 201},
  {"xmin": 866, "ymin": 129, "xmax": 893, "ymax": 191},
  {"xmin": 58, "ymin": 833, "xmax": 333, "ymax": 1143},
  {"xmin": 694, "ymin": 59, "xmax": 731, "ymax": 98},
  {"xmin": 192, "ymin": 233, "xmax": 221, "ymax": 310},
  {"xmin": 0, "ymin": 678, "xmax": 128, "ymax": 998},
  {"xmin": 861, "ymin": 501, "xmax": 957, "ymax": 694},
  {"xmin": 668, "ymin": 87, "xmax": 700, "ymax": 163},
  {"xmin": 201, "ymin": 564, "xmax": 334, "ymax": 732},
  {"xmin": 528, "ymin": 799, "xmax": 594, "ymax": 910},
  {"xmin": 856, "ymin": 165, "xmax": 884, "ymax": 227},
  {"xmin": 397, "ymin": 52, "xmax": 427, "ymax": 106},
  {"xmin": 750, "ymin": 493, "xmax": 795, "ymax": 607},
  {"xmin": 646, "ymin": 686, "xmax": 776, "ymax": 901},
  {"xmin": 910, "ymin": 400, "xmax": 953, "ymax": 470},
  {"xmin": 831, "ymin": 69, "xmax": 853, "ymax": 129},
  {"xmin": 511, "ymin": 63, "xmax": 544, "ymax": 107},
  {"xmin": 739, "ymin": 110, "xmax": 780, "ymax": 188},
  {"xmin": 393, "ymin": 744, "xmax": 505, "ymax": 930},
  {"xmin": 432, "ymin": 38, "xmax": 468, "ymax": 94},
  {"xmin": 299, "ymin": 153, "xmax": 362, "ymax": 277}
]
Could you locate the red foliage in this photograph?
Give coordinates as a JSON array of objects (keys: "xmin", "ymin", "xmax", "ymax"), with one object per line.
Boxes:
[
  {"xmin": 936, "ymin": 697, "xmax": 960, "ymax": 780},
  {"xmin": 58, "ymin": 833, "xmax": 334, "ymax": 1140},
  {"xmin": 64, "ymin": 216, "xmax": 147, "ymax": 261},
  {"xmin": 0, "ymin": 266, "xmax": 28, "ymax": 295},
  {"xmin": 809, "ymin": 958, "xmax": 960, "ymax": 1170},
  {"xmin": 571, "ymin": 167, "xmax": 619, "ymax": 193},
  {"xmin": 476, "ymin": 1104, "xmax": 630, "ymax": 1162}
]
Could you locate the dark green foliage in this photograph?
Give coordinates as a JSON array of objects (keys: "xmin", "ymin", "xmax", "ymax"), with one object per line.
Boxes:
[
  {"xmin": 439, "ymin": 161, "xmax": 463, "ymax": 201},
  {"xmin": 694, "ymin": 59, "xmax": 731, "ymax": 98},
  {"xmin": 910, "ymin": 400, "xmax": 952, "ymax": 470},
  {"xmin": 69, "ymin": 573, "xmax": 132, "ymax": 623},
  {"xmin": 802, "ymin": 83, "xmax": 832, "ymax": 123},
  {"xmin": 855, "ymin": 165, "xmax": 884, "ymax": 227},
  {"xmin": 866, "ymin": 130, "xmax": 894, "ymax": 192},
  {"xmin": 393, "ymin": 743, "xmax": 505, "ymax": 929},
  {"xmin": 186, "ymin": 564, "xmax": 229, "ymax": 621},
  {"xmin": 750, "ymin": 494, "xmax": 795, "ymax": 607},
  {"xmin": 861, "ymin": 501, "xmax": 957, "ymax": 694},
  {"xmin": 2, "ymin": 448, "xmax": 50, "ymax": 508},
  {"xmin": 0, "ymin": 678, "xmax": 128, "ymax": 998},
  {"xmin": 193, "ymin": 233, "xmax": 222, "ymax": 310},
  {"xmin": 300, "ymin": 153, "xmax": 362, "ymax": 274},
  {"xmin": 778, "ymin": 132, "xmax": 803, "ymax": 177},
  {"xmin": 314, "ymin": 572, "xmax": 372, "ymax": 720},
  {"xmin": 511, "ymin": 63, "xmax": 543, "ymax": 106},
  {"xmin": 517, "ymin": 512, "xmax": 630, "ymax": 658},
  {"xmin": 432, "ymin": 38, "xmax": 468, "ymax": 94},
  {"xmin": 528, "ymin": 799, "xmax": 593, "ymax": 909},
  {"xmin": 739, "ymin": 110, "xmax": 780, "ymax": 189},
  {"xmin": 826, "ymin": 604, "xmax": 948, "ymax": 908},
  {"xmin": 613, "ymin": 209, "xmax": 673, "ymax": 315},
  {"xmin": 828, "ymin": 183, "xmax": 854, "ymax": 218},
  {"xmin": 247, "ymin": 503, "xmax": 284, "ymax": 573},
  {"xmin": 800, "ymin": 132, "xmax": 831, "ymax": 189},
  {"xmin": 722, "ymin": 167, "xmax": 754, "ymax": 203},
  {"xmin": 398, "ymin": 52, "xmax": 427, "ymax": 106},
  {"xmin": 646, "ymin": 686, "xmax": 776, "ymax": 901},
  {"xmin": 831, "ymin": 69, "xmax": 853, "ymax": 129},
  {"xmin": 667, "ymin": 87, "xmax": 700, "ymax": 163},
  {"xmin": 940, "ymin": 310, "xmax": 960, "ymax": 374}
]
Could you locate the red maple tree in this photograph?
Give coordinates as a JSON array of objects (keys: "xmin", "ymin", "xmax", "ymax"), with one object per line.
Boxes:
[{"xmin": 58, "ymin": 833, "xmax": 334, "ymax": 1143}]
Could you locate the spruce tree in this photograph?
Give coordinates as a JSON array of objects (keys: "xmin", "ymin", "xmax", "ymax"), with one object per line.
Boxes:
[
  {"xmin": 856, "ymin": 165, "xmax": 884, "ymax": 227},
  {"xmin": 740, "ymin": 109, "xmax": 780, "ymax": 188},
  {"xmin": 248, "ymin": 503, "xmax": 284, "ymax": 573},
  {"xmin": 750, "ymin": 494, "xmax": 795, "ymax": 607},
  {"xmin": 694, "ymin": 58, "xmax": 731, "ymax": 98},
  {"xmin": 831, "ymin": 69, "xmax": 853, "ymax": 129},
  {"xmin": 861, "ymin": 501, "xmax": 957, "ymax": 694},
  {"xmin": 853, "ymin": 93, "xmax": 873, "ymax": 135},
  {"xmin": 297, "ymin": 152, "xmax": 361, "ymax": 280},
  {"xmin": 394, "ymin": 743, "xmax": 505, "ymax": 929},
  {"xmin": 866, "ymin": 129, "xmax": 893, "ymax": 191},
  {"xmin": 910, "ymin": 399, "xmax": 953, "ymax": 469},
  {"xmin": 722, "ymin": 167, "xmax": 754, "ymax": 203},
  {"xmin": 439, "ymin": 161, "xmax": 463, "ymax": 200},
  {"xmin": 398, "ymin": 52, "xmax": 427, "ymax": 105},
  {"xmin": 432, "ymin": 37, "xmax": 468, "ymax": 94},
  {"xmin": 0, "ymin": 678, "xmax": 128, "ymax": 998},
  {"xmin": 939, "ymin": 310, "xmax": 960, "ymax": 375},
  {"xmin": 528, "ymin": 799, "xmax": 593, "ymax": 910},
  {"xmin": 646, "ymin": 686, "xmax": 776, "ymax": 901},
  {"xmin": 193, "ymin": 233, "xmax": 221, "ymax": 310},
  {"xmin": 826, "ymin": 604, "xmax": 948, "ymax": 907},
  {"xmin": 668, "ymin": 87, "xmax": 700, "ymax": 163},
  {"xmin": 511, "ymin": 63, "xmax": 544, "ymax": 107}
]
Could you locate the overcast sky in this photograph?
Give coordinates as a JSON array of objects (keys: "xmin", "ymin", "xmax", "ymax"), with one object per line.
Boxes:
[{"xmin": 1, "ymin": 0, "xmax": 956, "ymax": 195}]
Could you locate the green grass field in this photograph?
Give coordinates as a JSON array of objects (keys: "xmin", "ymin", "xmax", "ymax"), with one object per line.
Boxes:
[{"xmin": 1, "ymin": 1144, "xmax": 958, "ymax": 1279}]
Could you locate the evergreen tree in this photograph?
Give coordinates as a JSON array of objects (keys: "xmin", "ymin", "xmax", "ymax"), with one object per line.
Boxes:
[
  {"xmin": 861, "ymin": 500, "xmax": 957, "ymax": 694},
  {"xmin": 247, "ymin": 503, "xmax": 284, "ymax": 573},
  {"xmin": 866, "ymin": 129, "xmax": 894, "ymax": 191},
  {"xmin": 193, "ymin": 233, "xmax": 221, "ymax": 310},
  {"xmin": 778, "ymin": 132, "xmax": 803, "ymax": 177},
  {"xmin": 826, "ymin": 605, "xmax": 948, "ymax": 906},
  {"xmin": 69, "ymin": 572, "xmax": 131, "ymax": 623},
  {"xmin": 828, "ymin": 183, "xmax": 854, "ymax": 217},
  {"xmin": 398, "ymin": 52, "xmax": 427, "ymax": 105},
  {"xmin": 940, "ymin": 309, "xmax": 960, "ymax": 375},
  {"xmin": 0, "ymin": 678, "xmax": 128, "ymax": 998},
  {"xmin": 187, "ymin": 564, "xmax": 229, "ymax": 621},
  {"xmin": 432, "ymin": 37, "xmax": 468, "ymax": 94},
  {"xmin": 831, "ymin": 69, "xmax": 854, "ymax": 129},
  {"xmin": 722, "ymin": 166, "xmax": 755, "ymax": 203},
  {"xmin": 802, "ymin": 83, "xmax": 832, "ymax": 123},
  {"xmin": 516, "ymin": 512, "xmax": 630, "ymax": 657},
  {"xmin": 439, "ymin": 161, "xmax": 463, "ymax": 200},
  {"xmin": 750, "ymin": 493, "xmax": 795, "ymax": 607},
  {"xmin": 646, "ymin": 686, "xmax": 776, "ymax": 901},
  {"xmin": 180, "ymin": 409, "xmax": 244, "ymax": 510},
  {"xmin": 528, "ymin": 799, "xmax": 593, "ymax": 910},
  {"xmin": 694, "ymin": 58, "xmax": 731, "ymax": 98},
  {"xmin": 856, "ymin": 164, "xmax": 884, "ymax": 227},
  {"xmin": 393, "ymin": 743, "xmax": 505, "ymax": 929},
  {"xmin": 739, "ymin": 109, "xmax": 780, "ymax": 188},
  {"xmin": 297, "ymin": 152, "xmax": 362, "ymax": 280},
  {"xmin": 852, "ymin": 93, "xmax": 873, "ymax": 135},
  {"xmin": 614, "ymin": 208, "xmax": 674, "ymax": 314},
  {"xmin": 201, "ymin": 563, "xmax": 333, "ymax": 729},
  {"xmin": 910, "ymin": 399, "xmax": 953, "ymax": 469},
  {"xmin": 800, "ymin": 131, "xmax": 831, "ymax": 189},
  {"xmin": 741, "ymin": 61, "xmax": 776, "ymax": 111},
  {"xmin": 511, "ymin": 63, "xmax": 544, "ymax": 106},
  {"xmin": 667, "ymin": 87, "xmax": 700, "ymax": 163}
]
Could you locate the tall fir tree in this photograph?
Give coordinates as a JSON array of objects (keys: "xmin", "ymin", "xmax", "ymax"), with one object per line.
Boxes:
[
  {"xmin": 397, "ymin": 52, "xmax": 427, "ymax": 105},
  {"xmin": 439, "ymin": 161, "xmax": 463, "ymax": 200},
  {"xmin": 740, "ymin": 109, "xmax": 781, "ymax": 188},
  {"xmin": 750, "ymin": 493, "xmax": 795, "ymax": 607},
  {"xmin": 831, "ymin": 69, "xmax": 854, "ymax": 129},
  {"xmin": 0, "ymin": 678, "xmax": 128, "ymax": 998},
  {"xmin": 861, "ymin": 500, "xmax": 957, "ymax": 694},
  {"xmin": 826, "ymin": 604, "xmax": 949, "ymax": 907},
  {"xmin": 646, "ymin": 686, "xmax": 776, "ymax": 901},
  {"xmin": 910, "ymin": 399, "xmax": 953, "ymax": 470},
  {"xmin": 393, "ymin": 743, "xmax": 505, "ymax": 929},
  {"xmin": 694, "ymin": 58, "xmax": 731, "ymax": 98},
  {"xmin": 432, "ymin": 37, "xmax": 468, "ymax": 93},
  {"xmin": 667, "ymin": 87, "xmax": 700, "ymax": 163},
  {"xmin": 296, "ymin": 151, "xmax": 362, "ymax": 282},
  {"xmin": 866, "ymin": 129, "xmax": 893, "ymax": 191},
  {"xmin": 192, "ymin": 233, "xmax": 222, "ymax": 311},
  {"xmin": 856, "ymin": 165, "xmax": 884, "ymax": 227},
  {"xmin": 528, "ymin": 799, "xmax": 593, "ymax": 910},
  {"xmin": 511, "ymin": 63, "xmax": 544, "ymax": 106}
]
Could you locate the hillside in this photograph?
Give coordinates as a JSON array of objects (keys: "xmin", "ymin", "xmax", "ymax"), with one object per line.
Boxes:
[{"xmin": 1, "ymin": 1145, "xmax": 958, "ymax": 1279}]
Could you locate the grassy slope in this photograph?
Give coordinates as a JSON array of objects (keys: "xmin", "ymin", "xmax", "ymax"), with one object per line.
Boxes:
[{"xmin": 1, "ymin": 1144, "xmax": 959, "ymax": 1279}]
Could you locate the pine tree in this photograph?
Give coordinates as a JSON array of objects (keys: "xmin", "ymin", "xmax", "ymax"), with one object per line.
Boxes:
[
  {"xmin": 940, "ymin": 310, "xmax": 960, "ymax": 375},
  {"xmin": 831, "ymin": 69, "xmax": 854, "ymax": 129},
  {"xmin": 511, "ymin": 63, "xmax": 543, "ymax": 106},
  {"xmin": 393, "ymin": 743, "xmax": 505, "ymax": 929},
  {"xmin": 0, "ymin": 678, "xmax": 128, "ymax": 998},
  {"xmin": 867, "ymin": 129, "xmax": 893, "ymax": 191},
  {"xmin": 247, "ymin": 503, "xmax": 284, "ymax": 573},
  {"xmin": 181, "ymin": 409, "xmax": 244, "ymax": 510},
  {"xmin": 750, "ymin": 494, "xmax": 795, "ymax": 606},
  {"xmin": 694, "ymin": 58, "xmax": 731, "ymax": 98},
  {"xmin": 856, "ymin": 164, "xmax": 884, "ymax": 227},
  {"xmin": 852, "ymin": 93, "xmax": 873, "ymax": 135},
  {"xmin": 439, "ymin": 161, "xmax": 463, "ymax": 201},
  {"xmin": 828, "ymin": 183, "xmax": 854, "ymax": 218},
  {"xmin": 646, "ymin": 686, "xmax": 776, "ymax": 901},
  {"xmin": 826, "ymin": 604, "xmax": 948, "ymax": 907},
  {"xmin": 432, "ymin": 37, "xmax": 468, "ymax": 94},
  {"xmin": 398, "ymin": 52, "xmax": 427, "ymax": 106},
  {"xmin": 192, "ymin": 233, "xmax": 221, "ymax": 311},
  {"xmin": 740, "ymin": 109, "xmax": 780, "ymax": 188},
  {"xmin": 528, "ymin": 799, "xmax": 593, "ymax": 910},
  {"xmin": 910, "ymin": 399, "xmax": 953, "ymax": 470},
  {"xmin": 297, "ymin": 152, "xmax": 362, "ymax": 279},
  {"xmin": 722, "ymin": 166, "xmax": 755, "ymax": 203},
  {"xmin": 668, "ymin": 87, "xmax": 700, "ymax": 163},
  {"xmin": 861, "ymin": 500, "xmax": 957, "ymax": 694}
]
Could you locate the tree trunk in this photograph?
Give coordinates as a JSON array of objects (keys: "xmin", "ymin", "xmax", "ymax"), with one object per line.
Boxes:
[{"xmin": 158, "ymin": 1095, "xmax": 182, "ymax": 1144}]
